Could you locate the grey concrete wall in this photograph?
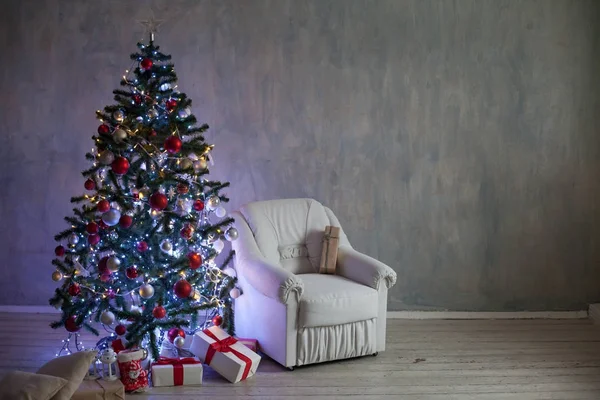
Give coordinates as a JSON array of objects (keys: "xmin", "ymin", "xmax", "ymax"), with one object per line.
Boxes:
[{"xmin": 1, "ymin": 0, "xmax": 599, "ymax": 310}]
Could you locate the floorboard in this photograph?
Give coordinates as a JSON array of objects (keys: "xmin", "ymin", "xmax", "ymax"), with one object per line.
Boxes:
[{"xmin": 2, "ymin": 313, "xmax": 600, "ymax": 399}]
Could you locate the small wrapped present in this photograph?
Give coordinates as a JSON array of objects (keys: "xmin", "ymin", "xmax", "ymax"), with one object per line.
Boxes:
[
  {"xmin": 71, "ymin": 379, "xmax": 125, "ymax": 400},
  {"xmin": 151, "ymin": 357, "xmax": 203, "ymax": 387},
  {"xmin": 236, "ymin": 338, "xmax": 259, "ymax": 353},
  {"xmin": 319, "ymin": 225, "xmax": 340, "ymax": 274},
  {"xmin": 190, "ymin": 326, "xmax": 261, "ymax": 383}
]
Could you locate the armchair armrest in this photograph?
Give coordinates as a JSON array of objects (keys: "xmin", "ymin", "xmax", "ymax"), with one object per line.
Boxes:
[
  {"xmin": 232, "ymin": 212, "xmax": 303, "ymax": 304},
  {"xmin": 337, "ymin": 246, "xmax": 397, "ymax": 290}
]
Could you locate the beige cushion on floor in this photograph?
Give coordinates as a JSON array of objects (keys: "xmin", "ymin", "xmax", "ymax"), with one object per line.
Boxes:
[
  {"xmin": 0, "ymin": 370, "xmax": 67, "ymax": 400},
  {"xmin": 36, "ymin": 350, "xmax": 97, "ymax": 400}
]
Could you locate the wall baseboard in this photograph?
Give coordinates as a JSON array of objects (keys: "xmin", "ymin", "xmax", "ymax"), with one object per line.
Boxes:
[
  {"xmin": 386, "ymin": 310, "xmax": 588, "ymax": 320},
  {"xmin": 0, "ymin": 306, "xmax": 589, "ymax": 320},
  {"xmin": 589, "ymin": 304, "xmax": 600, "ymax": 324}
]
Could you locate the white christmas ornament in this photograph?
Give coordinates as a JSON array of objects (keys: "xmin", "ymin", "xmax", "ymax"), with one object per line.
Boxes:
[
  {"xmin": 107, "ymin": 256, "xmax": 121, "ymax": 272},
  {"xmin": 159, "ymin": 83, "xmax": 172, "ymax": 91},
  {"xmin": 230, "ymin": 288, "xmax": 241, "ymax": 299},
  {"xmin": 139, "ymin": 283, "xmax": 155, "ymax": 299},
  {"xmin": 100, "ymin": 311, "xmax": 116, "ymax": 325},
  {"xmin": 213, "ymin": 239, "xmax": 225, "ymax": 253},
  {"xmin": 177, "ymin": 107, "xmax": 191, "ymax": 119},
  {"xmin": 173, "ymin": 336, "xmax": 185, "ymax": 349},
  {"xmin": 102, "ymin": 209, "xmax": 121, "ymax": 226},
  {"xmin": 215, "ymin": 206, "xmax": 226, "ymax": 218},
  {"xmin": 222, "ymin": 267, "xmax": 237, "ymax": 277}
]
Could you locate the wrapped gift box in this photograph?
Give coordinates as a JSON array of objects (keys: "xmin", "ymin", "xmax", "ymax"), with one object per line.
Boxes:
[
  {"xmin": 236, "ymin": 338, "xmax": 259, "ymax": 353},
  {"xmin": 72, "ymin": 379, "xmax": 125, "ymax": 400},
  {"xmin": 151, "ymin": 357, "xmax": 203, "ymax": 387},
  {"xmin": 190, "ymin": 326, "xmax": 261, "ymax": 383},
  {"xmin": 319, "ymin": 225, "xmax": 340, "ymax": 274}
]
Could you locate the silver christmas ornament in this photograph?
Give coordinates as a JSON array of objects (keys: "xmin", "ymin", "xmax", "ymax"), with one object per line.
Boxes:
[
  {"xmin": 179, "ymin": 158, "xmax": 193, "ymax": 170},
  {"xmin": 100, "ymin": 311, "xmax": 116, "ymax": 325},
  {"xmin": 113, "ymin": 110, "xmax": 125, "ymax": 123},
  {"xmin": 215, "ymin": 206, "xmax": 226, "ymax": 218},
  {"xmin": 177, "ymin": 107, "xmax": 191, "ymax": 119},
  {"xmin": 225, "ymin": 227, "xmax": 239, "ymax": 241},
  {"xmin": 135, "ymin": 116, "xmax": 144, "ymax": 123},
  {"xmin": 160, "ymin": 239, "xmax": 172, "ymax": 253},
  {"xmin": 173, "ymin": 336, "xmax": 185, "ymax": 349},
  {"xmin": 139, "ymin": 283, "xmax": 155, "ymax": 299},
  {"xmin": 113, "ymin": 128, "xmax": 128, "ymax": 143},
  {"xmin": 102, "ymin": 209, "xmax": 121, "ymax": 226},
  {"xmin": 146, "ymin": 109, "xmax": 158, "ymax": 119},
  {"xmin": 193, "ymin": 159, "xmax": 207, "ymax": 173},
  {"xmin": 206, "ymin": 196, "xmax": 220, "ymax": 211},
  {"xmin": 98, "ymin": 150, "xmax": 115, "ymax": 165},
  {"xmin": 68, "ymin": 233, "xmax": 80, "ymax": 245},
  {"xmin": 230, "ymin": 288, "xmax": 241, "ymax": 299},
  {"xmin": 107, "ymin": 256, "xmax": 121, "ymax": 272},
  {"xmin": 159, "ymin": 83, "xmax": 171, "ymax": 91}
]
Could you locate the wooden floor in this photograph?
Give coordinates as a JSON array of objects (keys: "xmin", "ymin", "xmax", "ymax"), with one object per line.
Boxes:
[{"xmin": 2, "ymin": 313, "xmax": 600, "ymax": 399}]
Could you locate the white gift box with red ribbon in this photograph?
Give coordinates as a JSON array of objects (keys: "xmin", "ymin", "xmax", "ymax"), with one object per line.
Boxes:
[{"xmin": 190, "ymin": 326, "xmax": 261, "ymax": 383}]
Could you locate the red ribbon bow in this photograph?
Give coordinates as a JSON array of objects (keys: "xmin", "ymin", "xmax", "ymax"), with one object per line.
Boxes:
[
  {"xmin": 152, "ymin": 357, "xmax": 201, "ymax": 386},
  {"xmin": 203, "ymin": 329, "xmax": 252, "ymax": 381}
]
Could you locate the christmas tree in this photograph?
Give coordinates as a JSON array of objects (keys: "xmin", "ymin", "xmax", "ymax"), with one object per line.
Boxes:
[{"xmin": 49, "ymin": 35, "xmax": 238, "ymax": 359}]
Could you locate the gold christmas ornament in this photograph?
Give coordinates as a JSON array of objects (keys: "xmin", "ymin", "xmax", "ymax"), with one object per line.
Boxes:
[{"xmin": 51, "ymin": 271, "xmax": 63, "ymax": 282}]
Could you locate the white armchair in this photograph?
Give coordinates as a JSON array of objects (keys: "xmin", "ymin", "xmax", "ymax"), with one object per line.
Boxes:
[{"xmin": 231, "ymin": 198, "xmax": 397, "ymax": 369}]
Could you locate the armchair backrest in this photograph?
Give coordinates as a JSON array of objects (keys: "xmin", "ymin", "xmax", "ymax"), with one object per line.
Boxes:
[{"xmin": 238, "ymin": 198, "xmax": 349, "ymax": 274}]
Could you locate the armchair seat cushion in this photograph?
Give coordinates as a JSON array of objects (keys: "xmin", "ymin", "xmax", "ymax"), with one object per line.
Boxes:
[{"xmin": 298, "ymin": 274, "xmax": 379, "ymax": 328}]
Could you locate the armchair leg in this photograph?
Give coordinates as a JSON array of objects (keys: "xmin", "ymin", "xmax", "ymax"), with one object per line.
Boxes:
[
  {"xmin": 287, "ymin": 366, "xmax": 295, "ymax": 371},
  {"xmin": 372, "ymin": 352, "xmax": 379, "ymax": 357}
]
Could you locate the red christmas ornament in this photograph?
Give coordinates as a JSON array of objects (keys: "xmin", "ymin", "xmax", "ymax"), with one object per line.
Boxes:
[
  {"xmin": 97, "ymin": 199, "xmax": 110, "ymax": 213},
  {"xmin": 133, "ymin": 94, "xmax": 142, "ymax": 105},
  {"xmin": 188, "ymin": 252, "xmax": 202, "ymax": 269},
  {"xmin": 177, "ymin": 183, "xmax": 189, "ymax": 194},
  {"xmin": 193, "ymin": 200, "xmax": 204, "ymax": 212},
  {"xmin": 55, "ymin": 245, "xmax": 65, "ymax": 257},
  {"xmin": 149, "ymin": 192, "xmax": 168, "ymax": 210},
  {"xmin": 119, "ymin": 215, "xmax": 133, "ymax": 228},
  {"xmin": 212, "ymin": 315, "xmax": 223, "ymax": 326},
  {"xmin": 100, "ymin": 273, "xmax": 111, "ymax": 283},
  {"xmin": 98, "ymin": 256, "xmax": 109, "ymax": 275},
  {"xmin": 84, "ymin": 179, "xmax": 96, "ymax": 190},
  {"xmin": 164, "ymin": 136, "xmax": 182, "ymax": 154},
  {"xmin": 86, "ymin": 222, "xmax": 98, "ymax": 234},
  {"xmin": 167, "ymin": 328, "xmax": 186, "ymax": 343},
  {"xmin": 180, "ymin": 224, "xmax": 194, "ymax": 240},
  {"xmin": 115, "ymin": 324, "xmax": 127, "ymax": 336},
  {"xmin": 165, "ymin": 99, "xmax": 178, "ymax": 110},
  {"xmin": 97, "ymin": 219, "xmax": 108, "ymax": 230},
  {"xmin": 68, "ymin": 284, "xmax": 81, "ymax": 296},
  {"xmin": 88, "ymin": 234, "xmax": 100, "ymax": 245},
  {"xmin": 65, "ymin": 316, "xmax": 81, "ymax": 333},
  {"xmin": 125, "ymin": 266, "xmax": 138, "ymax": 279},
  {"xmin": 137, "ymin": 241, "xmax": 148, "ymax": 252},
  {"xmin": 152, "ymin": 306, "xmax": 166, "ymax": 319},
  {"xmin": 140, "ymin": 58, "xmax": 153, "ymax": 70},
  {"xmin": 174, "ymin": 279, "xmax": 192, "ymax": 299},
  {"xmin": 111, "ymin": 157, "xmax": 129, "ymax": 175},
  {"xmin": 98, "ymin": 124, "xmax": 111, "ymax": 135}
]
